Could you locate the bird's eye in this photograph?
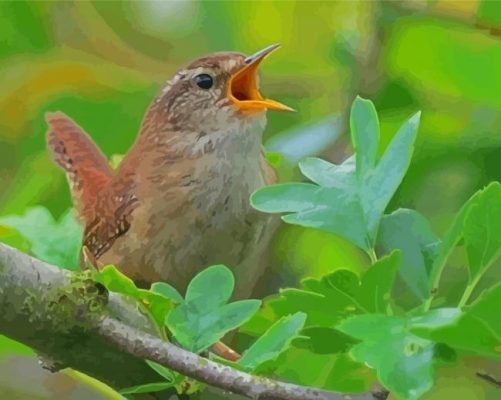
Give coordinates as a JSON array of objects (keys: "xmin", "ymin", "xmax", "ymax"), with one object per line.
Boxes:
[{"xmin": 194, "ymin": 74, "xmax": 214, "ymax": 90}]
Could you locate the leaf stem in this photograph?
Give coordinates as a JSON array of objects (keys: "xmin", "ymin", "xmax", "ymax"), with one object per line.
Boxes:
[
  {"xmin": 458, "ymin": 251, "xmax": 500, "ymax": 308},
  {"xmin": 368, "ymin": 248, "xmax": 378, "ymax": 264},
  {"xmin": 458, "ymin": 279, "xmax": 479, "ymax": 308}
]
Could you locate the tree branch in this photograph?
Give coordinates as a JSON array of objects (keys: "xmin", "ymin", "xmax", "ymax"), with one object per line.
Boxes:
[{"xmin": 0, "ymin": 243, "xmax": 382, "ymax": 400}]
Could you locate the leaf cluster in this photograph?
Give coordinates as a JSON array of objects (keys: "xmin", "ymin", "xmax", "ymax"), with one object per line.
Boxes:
[{"xmin": 249, "ymin": 97, "xmax": 501, "ymax": 399}]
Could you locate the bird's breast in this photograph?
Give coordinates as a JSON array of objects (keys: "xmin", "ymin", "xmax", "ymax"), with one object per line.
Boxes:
[{"xmin": 101, "ymin": 120, "xmax": 275, "ymax": 293}]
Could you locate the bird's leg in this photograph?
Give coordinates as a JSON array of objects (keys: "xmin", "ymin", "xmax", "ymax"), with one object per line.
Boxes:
[{"xmin": 211, "ymin": 341, "xmax": 241, "ymax": 362}]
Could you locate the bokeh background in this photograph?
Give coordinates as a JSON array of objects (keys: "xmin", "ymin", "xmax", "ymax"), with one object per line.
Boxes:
[{"xmin": 1, "ymin": 1, "xmax": 500, "ymax": 399}]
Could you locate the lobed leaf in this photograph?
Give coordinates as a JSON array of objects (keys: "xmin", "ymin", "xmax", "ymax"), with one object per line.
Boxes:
[
  {"xmin": 239, "ymin": 312, "xmax": 307, "ymax": 371},
  {"xmin": 168, "ymin": 299, "xmax": 261, "ymax": 353},
  {"xmin": 338, "ymin": 314, "xmax": 435, "ymax": 400},
  {"xmin": 356, "ymin": 251, "xmax": 401, "ymax": 313},
  {"xmin": 151, "ymin": 282, "xmax": 184, "ymax": 304},
  {"xmin": 250, "ymin": 183, "xmax": 323, "ymax": 213},
  {"xmin": 184, "ymin": 264, "xmax": 234, "ymax": 312},
  {"xmin": 166, "ymin": 265, "xmax": 261, "ymax": 354},
  {"xmin": 462, "ymin": 182, "xmax": 501, "ymax": 284},
  {"xmin": 378, "ymin": 209, "xmax": 440, "ymax": 299},
  {"xmin": 298, "ymin": 156, "xmax": 355, "ymax": 190},
  {"xmin": 271, "ymin": 348, "xmax": 375, "ymax": 393},
  {"xmin": 281, "ymin": 196, "xmax": 369, "ymax": 251},
  {"xmin": 350, "ymin": 96, "xmax": 380, "ymax": 179},
  {"xmin": 424, "ymin": 195, "xmax": 481, "ymax": 309},
  {"xmin": 412, "ymin": 284, "xmax": 501, "ymax": 360},
  {"xmin": 362, "ymin": 112, "xmax": 420, "ymax": 236},
  {"xmin": 293, "ymin": 326, "xmax": 357, "ymax": 354},
  {"xmin": 252, "ymin": 97, "xmax": 421, "ymax": 256}
]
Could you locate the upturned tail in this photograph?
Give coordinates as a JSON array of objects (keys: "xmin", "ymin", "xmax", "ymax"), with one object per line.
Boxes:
[{"xmin": 46, "ymin": 112, "xmax": 113, "ymax": 222}]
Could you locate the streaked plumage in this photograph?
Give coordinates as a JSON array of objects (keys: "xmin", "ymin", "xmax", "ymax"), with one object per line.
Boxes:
[{"xmin": 47, "ymin": 47, "xmax": 289, "ymax": 298}]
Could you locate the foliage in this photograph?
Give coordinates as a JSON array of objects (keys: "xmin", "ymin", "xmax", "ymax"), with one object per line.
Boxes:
[
  {"xmin": 238, "ymin": 312, "xmax": 306, "ymax": 372},
  {"xmin": 247, "ymin": 98, "xmax": 501, "ymax": 398},
  {"xmin": 95, "ymin": 265, "xmax": 173, "ymax": 329},
  {"xmin": 252, "ymin": 96, "xmax": 420, "ymax": 257},
  {"xmin": 91, "ymin": 264, "xmax": 300, "ymax": 395},
  {"xmin": 0, "ymin": 206, "xmax": 82, "ymax": 270},
  {"xmin": 1, "ymin": 96, "xmax": 500, "ymax": 399},
  {"xmin": 166, "ymin": 265, "xmax": 261, "ymax": 354}
]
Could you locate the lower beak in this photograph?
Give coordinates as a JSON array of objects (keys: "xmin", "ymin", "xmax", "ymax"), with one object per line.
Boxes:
[{"xmin": 228, "ymin": 44, "xmax": 294, "ymax": 112}]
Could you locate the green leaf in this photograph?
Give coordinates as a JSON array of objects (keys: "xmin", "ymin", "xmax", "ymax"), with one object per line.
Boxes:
[
  {"xmin": 252, "ymin": 183, "xmax": 369, "ymax": 250},
  {"xmin": 410, "ymin": 308, "xmax": 461, "ymax": 330},
  {"xmin": 184, "ymin": 264, "xmax": 234, "ymax": 312},
  {"xmin": 97, "ymin": 265, "xmax": 138, "ymax": 298},
  {"xmin": 151, "ymin": 282, "xmax": 184, "ymax": 303},
  {"xmin": 272, "ymin": 348, "xmax": 375, "ymax": 393},
  {"xmin": 168, "ymin": 299, "xmax": 261, "ymax": 353},
  {"xmin": 462, "ymin": 183, "xmax": 501, "ymax": 283},
  {"xmin": 293, "ymin": 327, "xmax": 357, "ymax": 354},
  {"xmin": 252, "ymin": 98, "xmax": 420, "ymax": 255},
  {"xmin": 0, "ymin": 225, "xmax": 31, "ymax": 253},
  {"xmin": 426, "ymin": 182, "xmax": 501, "ymax": 306},
  {"xmin": 167, "ymin": 266, "xmax": 261, "ymax": 353},
  {"xmin": 251, "ymin": 182, "xmax": 328, "ymax": 213},
  {"xmin": 139, "ymin": 290, "xmax": 174, "ymax": 327},
  {"xmin": 0, "ymin": 207, "xmax": 82, "ymax": 270},
  {"xmin": 264, "ymin": 270, "xmax": 366, "ymax": 332},
  {"xmin": 412, "ymin": 284, "xmax": 501, "ymax": 359},
  {"xmin": 265, "ymin": 288, "xmax": 342, "ymax": 327},
  {"xmin": 350, "ymin": 96, "xmax": 379, "ymax": 178},
  {"xmin": 356, "ymin": 251, "xmax": 401, "ymax": 313},
  {"xmin": 425, "ymin": 188, "xmax": 481, "ymax": 303},
  {"xmin": 281, "ymin": 195, "xmax": 368, "ymax": 251},
  {"xmin": 239, "ymin": 312, "xmax": 307, "ymax": 371},
  {"xmin": 378, "ymin": 209, "xmax": 440, "ymax": 299},
  {"xmin": 96, "ymin": 265, "xmax": 172, "ymax": 326},
  {"xmin": 362, "ymin": 112, "xmax": 420, "ymax": 234},
  {"xmin": 302, "ymin": 270, "xmax": 365, "ymax": 315},
  {"xmin": 119, "ymin": 382, "xmax": 174, "ymax": 395},
  {"xmin": 338, "ymin": 314, "xmax": 435, "ymax": 400},
  {"xmin": 145, "ymin": 360, "xmax": 175, "ymax": 381},
  {"xmin": 298, "ymin": 156, "xmax": 355, "ymax": 190}
]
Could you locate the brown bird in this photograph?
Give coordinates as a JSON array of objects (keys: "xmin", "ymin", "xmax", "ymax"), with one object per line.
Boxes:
[{"xmin": 46, "ymin": 44, "xmax": 292, "ymax": 300}]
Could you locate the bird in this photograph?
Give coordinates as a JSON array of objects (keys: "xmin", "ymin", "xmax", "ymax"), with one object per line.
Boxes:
[{"xmin": 46, "ymin": 44, "xmax": 293, "ymax": 301}]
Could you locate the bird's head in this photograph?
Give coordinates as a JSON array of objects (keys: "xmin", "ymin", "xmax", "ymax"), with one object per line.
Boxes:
[{"xmin": 150, "ymin": 44, "xmax": 293, "ymax": 134}]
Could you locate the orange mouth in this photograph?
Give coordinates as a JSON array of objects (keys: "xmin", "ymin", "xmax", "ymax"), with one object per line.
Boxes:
[{"xmin": 228, "ymin": 44, "xmax": 294, "ymax": 112}]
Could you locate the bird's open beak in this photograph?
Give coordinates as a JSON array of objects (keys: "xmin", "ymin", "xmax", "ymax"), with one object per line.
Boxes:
[{"xmin": 228, "ymin": 44, "xmax": 294, "ymax": 112}]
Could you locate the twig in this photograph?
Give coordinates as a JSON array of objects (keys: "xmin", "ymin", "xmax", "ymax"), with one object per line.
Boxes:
[{"xmin": 476, "ymin": 371, "xmax": 501, "ymax": 388}]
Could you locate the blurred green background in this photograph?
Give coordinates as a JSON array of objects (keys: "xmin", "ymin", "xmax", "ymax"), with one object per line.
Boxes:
[{"xmin": 1, "ymin": 0, "xmax": 500, "ymax": 398}]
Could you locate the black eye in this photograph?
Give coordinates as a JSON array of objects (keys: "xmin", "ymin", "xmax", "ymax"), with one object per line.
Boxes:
[{"xmin": 194, "ymin": 74, "xmax": 213, "ymax": 90}]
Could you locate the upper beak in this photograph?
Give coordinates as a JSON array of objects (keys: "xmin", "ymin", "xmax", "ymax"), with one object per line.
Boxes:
[{"xmin": 227, "ymin": 44, "xmax": 295, "ymax": 112}]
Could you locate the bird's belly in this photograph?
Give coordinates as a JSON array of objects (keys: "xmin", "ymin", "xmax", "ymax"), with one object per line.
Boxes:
[{"xmin": 100, "ymin": 187, "xmax": 276, "ymax": 296}]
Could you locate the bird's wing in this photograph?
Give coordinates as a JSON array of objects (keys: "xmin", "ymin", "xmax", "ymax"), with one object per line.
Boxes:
[
  {"xmin": 82, "ymin": 179, "xmax": 139, "ymax": 260},
  {"xmin": 46, "ymin": 112, "xmax": 113, "ymax": 222}
]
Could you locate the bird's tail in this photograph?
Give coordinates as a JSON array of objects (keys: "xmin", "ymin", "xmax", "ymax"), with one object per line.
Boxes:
[{"xmin": 46, "ymin": 112, "xmax": 113, "ymax": 221}]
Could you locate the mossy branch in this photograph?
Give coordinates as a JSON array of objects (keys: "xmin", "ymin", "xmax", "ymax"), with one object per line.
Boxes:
[{"xmin": 0, "ymin": 243, "xmax": 381, "ymax": 400}]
